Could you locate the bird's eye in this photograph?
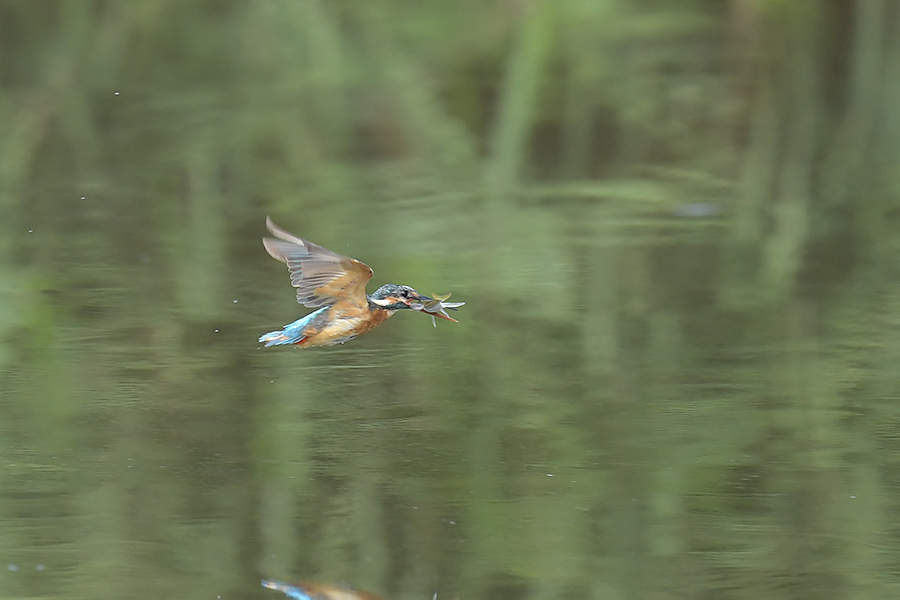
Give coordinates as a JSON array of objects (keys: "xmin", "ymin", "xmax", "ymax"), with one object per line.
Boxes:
[{"xmin": 400, "ymin": 289, "xmax": 409, "ymax": 298}]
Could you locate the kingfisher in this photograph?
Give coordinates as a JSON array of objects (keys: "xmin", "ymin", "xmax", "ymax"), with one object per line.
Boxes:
[
  {"xmin": 262, "ymin": 579, "xmax": 384, "ymax": 600},
  {"xmin": 259, "ymin": 217, "xmax": 463, "ymax": 348}
]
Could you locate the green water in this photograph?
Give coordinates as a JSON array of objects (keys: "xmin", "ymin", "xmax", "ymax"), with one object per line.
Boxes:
[{"xmin": 3, "ymin": 2, "xmax": 900, "ymax": 600}]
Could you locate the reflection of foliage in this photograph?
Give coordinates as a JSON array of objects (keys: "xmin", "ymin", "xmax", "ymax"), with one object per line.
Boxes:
[{"xmin": 2, "ymin": 2, "xmax": 900, "ymax": 600}]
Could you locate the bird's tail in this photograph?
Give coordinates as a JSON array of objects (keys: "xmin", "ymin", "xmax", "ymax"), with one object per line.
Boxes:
[
  {"xmin": 259, "ymin": 308, "xmax": 325, "ymax": 347},
  {"xmin": 261, "ymin": 580, "xmax": 311, "ymax": 600},
  {"xmin": 258, "ymin": 328, "xmax": 306, "ymax": 346}
]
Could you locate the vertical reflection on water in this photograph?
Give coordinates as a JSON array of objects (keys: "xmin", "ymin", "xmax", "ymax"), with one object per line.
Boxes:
[{"xmin": 4, "ymin": 202, "xmax": 900, "ymax": 600}]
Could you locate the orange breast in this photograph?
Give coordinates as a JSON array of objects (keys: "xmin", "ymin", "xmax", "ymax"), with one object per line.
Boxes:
[
  {"xmin": 298, "ymin": 308, "xmax": 393, "ymax": 347},
  {"xmin": 296, "ymin": 582, "xmax": 385, "ymax": 600},
  {"xmin": 263, "ymin": 580, "xmax": 384, "ymax": 600}
]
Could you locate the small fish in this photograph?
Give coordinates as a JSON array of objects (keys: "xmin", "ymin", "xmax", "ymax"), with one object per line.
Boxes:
[{"xmin": 410, "ymin": 292, "xmax": 466, "ymax": 327}]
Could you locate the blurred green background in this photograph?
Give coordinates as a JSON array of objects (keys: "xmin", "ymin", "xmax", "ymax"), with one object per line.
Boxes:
[{"xmin": 3, "ymin": 1, "xmax": 900, "ymax": 599}]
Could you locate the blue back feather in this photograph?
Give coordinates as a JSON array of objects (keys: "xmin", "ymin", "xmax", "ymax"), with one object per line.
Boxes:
[
  {"xmin": 261, "ymin": 580, "xmax": 312, "ymax": 600},
  {"xmin": 259, "ymin": 307, "xmax": 328, "ymax": 346}
]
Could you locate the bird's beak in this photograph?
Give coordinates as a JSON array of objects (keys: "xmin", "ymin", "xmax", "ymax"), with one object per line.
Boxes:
[
  {"xmin": 428, "ymin": 310, "xmax": 458, "ymax": 322},
  {"xmin": 408, "ymin": 291, "xmax": 463, "ymax": 323},
  {"xmin": 411, "ymin": 292, "xmax": 433, "ymax": 305},
  {"xmin": 408, "ymin": 292, "xmax": 455, "ymax": 320}
]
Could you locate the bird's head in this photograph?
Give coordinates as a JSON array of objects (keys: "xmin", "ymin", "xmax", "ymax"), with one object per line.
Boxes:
[{"xmin": 368, "ymin": 284, "xmax": 432, "ymax": 311}]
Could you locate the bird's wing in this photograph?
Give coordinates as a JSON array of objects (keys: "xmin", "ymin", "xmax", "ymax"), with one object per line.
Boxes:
[{"xmin": 263, "ymin": 216, "xmax": 373, "ymax": 309}]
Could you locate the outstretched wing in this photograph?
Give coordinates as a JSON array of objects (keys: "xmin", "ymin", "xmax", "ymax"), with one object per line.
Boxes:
[{"xmin": 263, "ymin": 217, "xmax": 373, "ymax": 309}]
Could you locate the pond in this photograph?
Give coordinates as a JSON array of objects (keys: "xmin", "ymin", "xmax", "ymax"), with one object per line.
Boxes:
[{"xmin": 2, "ymin": 3, "xmax": 899, "ymax": 600}]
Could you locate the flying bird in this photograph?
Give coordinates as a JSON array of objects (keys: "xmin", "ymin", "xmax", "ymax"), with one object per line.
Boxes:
[
  {"xmin": 262, "ymin": 580, "xmax": 385, "ymax": 600},
  {"xmin": 259, "ymin": 217, "xmax": 463, "ymax": 348}
]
